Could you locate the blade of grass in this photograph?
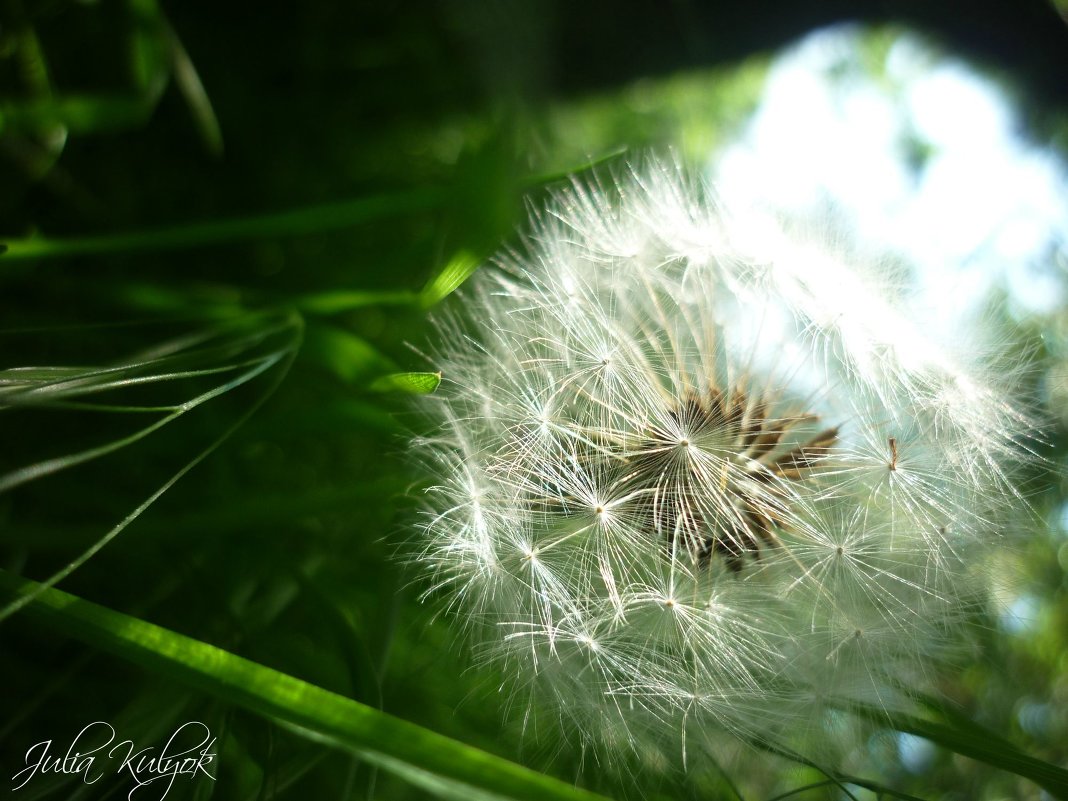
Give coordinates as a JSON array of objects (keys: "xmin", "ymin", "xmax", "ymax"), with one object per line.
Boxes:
[
  {"xmin": 0, "ymin": 187, "xmax": 447, "ymax": 262},
  {"xmin": 303, "ymin": 325, "xmax": 396, "ymax": 386},
  {"xmin": 369, "ymin": 371, "xmax": 441, "ymax": 394},
  {"xmin": 0, "ymin": 313, "xmax": 297, "ymax": 406},
  {"xmin": 0, "ymin": 313, "xmax": 304, "ymax": 624},
  {"xmin": 521, "ymin": 147, "xmax": 629, "ymax": 188},
  {"xmin": 0, "ymin": 353, "xmax": 273, "ymax": 408},
  {"xmin": 850, "ymin": 703, "xmax": 1068, "ymax": 799},
  {"xmin": 126, "ymin": 0, "xmax": 170, "ymax": 96},
  {"xmin": 3, "ymin": 481, "xmax": 406, "ymax": 549},
  {"xmin": 0, "ymin": 148, "xmax": 631, "ymax": 266},
  {"xmin": 163, "ymin": 15, "xmax": 223, "ymax": 157},
  {"xmin": 766, "ymin": 779, "xmax": 928, "ymax": 801},
  {"xmin": 0, "ymin": 571, "xmax": 614, "ymax": 801},
  {"xmin": 295, "ymin": 289, "xmax": 419, "ymax": 315},
  {"xmin": 0, "ymin": 349, "xmax": 285, "ymax": 492},
  {"xmin": 0, "ymin": 93, "xmax": 155, "ymax": 136},
  {"xmin": 420, "ymin": 249, "xmax": 482, "ymax": 307}
]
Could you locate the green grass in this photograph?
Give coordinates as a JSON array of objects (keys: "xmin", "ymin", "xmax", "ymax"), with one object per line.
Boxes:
[{"xmin": 0, "ymin": 570, "xmax": 614, "ymax": 801}]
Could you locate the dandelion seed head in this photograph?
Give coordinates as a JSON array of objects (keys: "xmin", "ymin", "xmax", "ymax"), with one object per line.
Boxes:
[{"xmin": 411, "ymin": 158, "xmax": 1038, "ymax": 767}]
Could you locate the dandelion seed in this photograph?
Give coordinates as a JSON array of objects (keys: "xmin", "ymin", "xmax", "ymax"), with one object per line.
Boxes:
[{"xmin": 412, "ymin": 158, "xmax": 1037, "ymax": 769}]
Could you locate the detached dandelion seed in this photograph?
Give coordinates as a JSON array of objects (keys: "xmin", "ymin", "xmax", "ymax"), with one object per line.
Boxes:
[{"xmin": 411, "ymin": 159, "xmax": 1038, "ymax": 768}]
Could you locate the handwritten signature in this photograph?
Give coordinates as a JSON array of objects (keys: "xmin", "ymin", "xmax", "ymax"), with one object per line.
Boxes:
[{"xmin": 11, "ymin": 720, "xmax": 216, "ymax": 800}]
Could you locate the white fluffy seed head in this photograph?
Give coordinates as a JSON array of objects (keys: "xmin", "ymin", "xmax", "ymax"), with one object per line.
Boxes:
[{"xmin": 411, "ymin": 159, "xmax": 1038, "ymax": 767}]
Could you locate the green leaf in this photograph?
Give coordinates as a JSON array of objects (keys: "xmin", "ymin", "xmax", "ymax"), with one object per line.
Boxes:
[
  {"xmin": 303, "ymin": 325, "xmax": 396, "ymax": 385},
  {"xmin": 522, "ymin": 147, "xmax": 629, "ymax": 188},
  {"xmin": 370, "ymin": 371, "xmax": 441, "ymax": 394},
  {"xmin": 0, "ymin": 571, "xmax": 614, "ymax": 801},
  {"xmin": 0, "ymin": 188, "xmax": 447, "ymax": 262},
  {"xmin": 126, "ymin": 0, "xmax": 170, "ymax": 100},
  {"xmin": 0, "ymin": 94, "xmax": 155, "ymax": 137},
  {"xmin": 0, "ymin": 312, "xmax": 304, "ymax": 624},
  {"xmin": 295, "ymin": 289, "xmax": 419, "ymax": 315},
  {"xmin": 852, "ymin": 703, "xmax": 1068, "ymax": 799},
  {"xmin": 420, "ymin": 250, "xmax": 482, "ymax": 307},
  {"xmin": 164, "ymin": 17, "xmax": 224, "ymax": 157}
]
